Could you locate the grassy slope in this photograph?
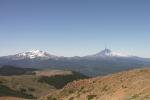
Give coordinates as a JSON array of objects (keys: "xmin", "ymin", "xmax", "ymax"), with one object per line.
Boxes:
[
  {"xmin": 43, "ymin": 68, "xmax": 150, "ymax": 100},
  {"xmin": 38, "ymin": 71, "xmax": 88, "ymax": 89},
  {"xmin": 0, "ymin": 68, "xmax": 88, "ymax": 99},
  {"xmin": 0, "ymin": 84, "xmax": 33, "ymax": 98},
  {"xmin": 0, "ymin": 65, "xmax": 36, "ymax": 76},
  {"xmin": 0, "ymin": 75, "xmax": 52, "ymax": 99}
]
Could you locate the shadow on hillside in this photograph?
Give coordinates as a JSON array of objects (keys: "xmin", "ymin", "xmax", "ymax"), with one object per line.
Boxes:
[
  {"xmin": 38, "ymin": 72, "xmax": 88, "ymax": 89},
  {"xmin": 0, "ymin": 84, "xmax": 36, "ymax": 99}
]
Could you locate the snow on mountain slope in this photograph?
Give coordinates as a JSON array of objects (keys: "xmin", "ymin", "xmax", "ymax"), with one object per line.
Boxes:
[
  {"xmin": 87, "ymin": 48, "xmax": 131, "ymax": 58},
  {"xmin": 2, "ymin": 48, "xmax": 133, "ymax": 61},
  {"xmin": 17, "ymin": 50, "xmax": 51, "ymax": 59},
  {"xmin": 4, "ymin": 49, "xmax": 59, "ymax": 60}
]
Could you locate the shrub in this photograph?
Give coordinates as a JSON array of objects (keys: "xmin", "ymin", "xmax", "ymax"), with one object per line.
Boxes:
[
  {"xmin": 87, "ymin": 95, "xmax": 97, "ymax": 100},
  {"xmin": 68, "ymin": 89, "xmax": 74, "ymax": 94},
  {"xmin": 20, "ymin": 88, "xmax": 26, "ymax": 93},
  {"xmin": 0, "ymin": 81, "xmax": 3, "ymax": 84},
  {"xmin": 102, "ymin": 85, "xmax": 109, "ymax": 91},
  {"xmin": 69, "ymin": 97, "xmax": 74, "ymax": 100},
  {"xmin": 47, "ymin": 96, "xmax": 57, "ymax": 100},
  {"xmin": 28, "ymin": 87, "xmax": 35, "ymax": 92},
  {"xmin": 38, "ymin": 72, "xmax": 88, "ymax": 89}
]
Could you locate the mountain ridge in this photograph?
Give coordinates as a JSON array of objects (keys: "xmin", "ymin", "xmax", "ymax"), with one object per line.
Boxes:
[
  {"xmin": 2, "ymin": 49, "xmax": 59, "ymax": 60},
  {"xmin": 0, "ymin": 48, "xmax": 150, "ymax": 76},
  {"xmin": 0, "ymin": 48, "xmax": 135, "ymax": 59}
]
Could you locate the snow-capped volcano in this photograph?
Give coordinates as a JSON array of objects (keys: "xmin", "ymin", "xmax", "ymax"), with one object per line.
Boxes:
[
  {"xmin": 91, "ymin": 48, "xmax": 131, "ymax": 58},
  {"xmin": 5, "ymin": 49, "xmax": 58, "ymax": 60},
  {"xmin": 17, "ymin": 49, "xmax": 52, "ymax": 59},
  {"xmin": 0, "ymin": 48, "xmax": 150, "ymax": 76}
]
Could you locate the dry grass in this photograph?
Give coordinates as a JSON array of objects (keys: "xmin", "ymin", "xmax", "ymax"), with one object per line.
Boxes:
[
  {"xmin": 0, "ymin": 97, "xmax": 26, "ymax": 100},
  {"xmin": 42, "ymin": 68, "xmax": 150, "ymax": 100},
  {"xmin": 34, "ymin": 70, "xmax": 72, "ymax": 77},
  {"xmin": 0, "ymin": 69, "xmax": 87, "ymax": 100}
]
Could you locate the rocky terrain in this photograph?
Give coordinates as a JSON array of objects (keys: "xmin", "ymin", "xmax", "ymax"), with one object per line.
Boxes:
[{"xmin": 42, "ymin": 68, "xmax": 150, "ymax": 100}]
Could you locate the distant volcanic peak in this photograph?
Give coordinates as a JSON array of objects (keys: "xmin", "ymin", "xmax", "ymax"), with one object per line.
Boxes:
[
  {"xmin": 94, "ymin": 48, "xmax": 130, "ymax": 57},
  {"xmin": 29, "ymin": 49, "xmax": 44, "ymax": 54},
  {"xmin": 100, "ymin": 48, "xmax": 112, "ymax": 54},
  {"xmin": 16, "ymin": 49, "xmax": 58, "ymax": 59}
]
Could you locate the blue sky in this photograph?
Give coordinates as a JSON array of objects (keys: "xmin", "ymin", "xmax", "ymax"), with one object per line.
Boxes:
[{"xmin": 0, "ymin": 0, "xmax": 150, "ymax": 57}]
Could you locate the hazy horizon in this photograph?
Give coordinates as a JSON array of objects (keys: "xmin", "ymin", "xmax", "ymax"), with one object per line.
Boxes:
[{"xmin": 0, "ymin": 0, "xmax": 150, "ymax": 57}]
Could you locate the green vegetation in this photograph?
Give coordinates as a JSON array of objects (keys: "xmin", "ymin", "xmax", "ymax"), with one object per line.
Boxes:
[
  {"xmin": 144, "ymin": 95, "xmax": 150, "ymax": 99},
  {"xmin": 78, "ymin": 86, "xmax": 84, "ymax": 93},
  {"xmin": 68, "ymin": 89, "xmax": 74, "ymax": 94},
  {"xmin": 47, "ymin": 96, "xmax": 57, "ymax": 100},
  {"xmin": 87, "ymin": 95, "xmax": 97, "ymax": 100},
  {"xmin": 128, "ymin": 94, "xmax": 140, "ymax": 100},
  {"xmin": 81, "ymin": 86, "xmax": 84, "ymax": 90},
  {"xmin": 0, "ymin": 84, "xmax": 35, "ymax": 99},
  {"xmin": 0, "ymin": 75, "xmax": 50, "ymax": 99},
  {"xmin": 0, "ymin": 65, "xmax": 36, "ymax": 76},
  {"xmin": 102, "ymin": 85, "xmax": 109, "ymax": 91},
  {"xmin": 59, "ymin": 88, "xmax": 76, "ymax": 97},
  {"xmin": 69, "ymin": 97, "xmax": 74, "ymax": 100},
  {"xmin": 0, "ymin": 66, "xmax": 88, "ymax": 99},
  {"xmin": 38, "ymin": 72, "xmax": 88, "ymax": 89}
]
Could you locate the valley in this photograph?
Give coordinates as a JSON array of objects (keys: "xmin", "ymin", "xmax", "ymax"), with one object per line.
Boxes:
[
  {"xmin": 0, "ymin": 66, "xmax": 87, "ymax": 99},
  {"xmin": 1, "ymin": 0, "xmax": 149, "ymax": 99},
  {"xmin": 0, "ymin": 49, "xmax": 150, "ymax": 100},
  {"xmin": 0, "ymin": 49, "xmax": 150, "ymax": 77}
]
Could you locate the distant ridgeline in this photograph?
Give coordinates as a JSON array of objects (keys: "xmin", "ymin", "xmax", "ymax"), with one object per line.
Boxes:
[
  {"xmin": 0, "ymin": 65, "xmax": 36, "ymax": 76},
  {"xmin": 0, "ymin": 49, "xmax": 150, "ymax": 76}
]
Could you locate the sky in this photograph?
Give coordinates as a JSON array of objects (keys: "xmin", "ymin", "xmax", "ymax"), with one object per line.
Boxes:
[{"xmin": 0, "ymin": 0, "xmax": 150, "ymax": 57}]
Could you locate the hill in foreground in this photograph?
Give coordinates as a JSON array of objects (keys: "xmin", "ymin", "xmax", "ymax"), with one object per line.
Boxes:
[
  {"xmin": 0, "ymin": 66, "xmax": 87, "ymax": 99},
  {"xmin": 42, "ymin": 68, "xmax": 150, "ymax": 100}
]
